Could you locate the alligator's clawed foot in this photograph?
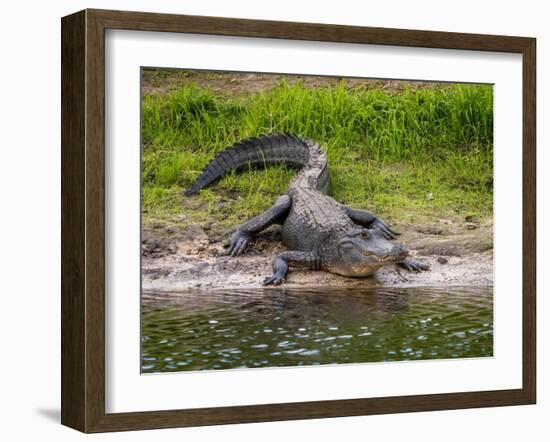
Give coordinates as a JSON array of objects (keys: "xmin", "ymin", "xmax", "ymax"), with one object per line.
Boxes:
[
  {"xmin": 398, "ymin": 258, "xmax": 430, "ymax": 273},
  {"xmin": 263, "ymin": 274, "xmax": 285, "ymax": 286},
  {"xmin": 371, "ymin": 219, "xmax": 400, "ymax": 240},
  {"xmin": 395, "ymin": 268, "xmax": 410, "ymax": 282},
  {"xmin": 228, "ymin": 232, "xmax": 252, "ymax": 256}
]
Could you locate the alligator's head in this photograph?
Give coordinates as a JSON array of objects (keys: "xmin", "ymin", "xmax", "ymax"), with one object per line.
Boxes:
[{"xmin": 331, "ymin": 228, "xmax": 408, "ymax": 277}]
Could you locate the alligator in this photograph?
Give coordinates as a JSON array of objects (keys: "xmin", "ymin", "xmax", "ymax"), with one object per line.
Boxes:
[{"xmin": 185, "ymin": 133, "xmax": 429, "ymax": 285}]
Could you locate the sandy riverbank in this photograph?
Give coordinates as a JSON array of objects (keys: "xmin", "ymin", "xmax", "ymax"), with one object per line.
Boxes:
[{"xmin": 141, "ymin": 216, "xmax": 493, "ymax": 291}]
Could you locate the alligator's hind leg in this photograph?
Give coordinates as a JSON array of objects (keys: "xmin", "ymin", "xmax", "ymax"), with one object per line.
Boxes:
[
  {"xmin": 343, "ymin": 206, "xmax": 398, "ymax": 240},
  {"xmin": 263, "ymin": 251, "xmax": 320, "ymax": 286},
  {"xmin": 229, "ymin": 195, "xmax": 291, "ymax": 256}
]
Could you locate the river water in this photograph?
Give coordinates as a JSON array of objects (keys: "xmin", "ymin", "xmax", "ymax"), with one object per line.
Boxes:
[{"xmin": 141, "ymin": 286, "xmax": 493, "ymax": 373}]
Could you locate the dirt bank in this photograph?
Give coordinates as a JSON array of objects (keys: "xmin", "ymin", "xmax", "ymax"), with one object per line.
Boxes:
[
  {"xmin": 142, "ymin": 69, "xmax": 444, "ymax": 97},
  {"xmin": 142, "ymin": 216, "xmax": 493, "ymax": 291}
]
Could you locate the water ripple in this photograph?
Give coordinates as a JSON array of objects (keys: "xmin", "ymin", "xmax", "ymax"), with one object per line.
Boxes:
[{"xmin": 141, "ymin": 286, "xmax": 493, "ymax": 373}]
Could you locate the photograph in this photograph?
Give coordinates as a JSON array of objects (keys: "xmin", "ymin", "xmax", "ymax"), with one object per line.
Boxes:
[{"xmin": 140, "ymin": 68, "xmax": 494, "ymax": 373}]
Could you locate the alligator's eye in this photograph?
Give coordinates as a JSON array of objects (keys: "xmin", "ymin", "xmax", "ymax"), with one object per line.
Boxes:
[{"xmin": 360, "ymin": 229, "xmax": 370, "ymax": 239}]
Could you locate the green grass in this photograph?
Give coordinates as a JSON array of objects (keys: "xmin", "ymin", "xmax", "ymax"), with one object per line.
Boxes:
[{"xmin": 141, "ymin": 77, "xmax": 493, "ymax": 229}]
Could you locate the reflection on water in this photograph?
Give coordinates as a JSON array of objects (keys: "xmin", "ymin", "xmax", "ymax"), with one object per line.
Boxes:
[{"xmin": 141, "ymin": 286, "xmax": 493, "ymax": 373}]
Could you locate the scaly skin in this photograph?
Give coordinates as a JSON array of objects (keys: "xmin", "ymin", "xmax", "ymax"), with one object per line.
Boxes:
[{"xmin": 185, "ymin": 133, "xmax": 429, "ymax": 285}]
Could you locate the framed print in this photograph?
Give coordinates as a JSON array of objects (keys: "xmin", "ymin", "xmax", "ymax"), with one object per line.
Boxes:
[{"xmin": 61, "ymin": 9, "xmax": 536, "ymax": 433}]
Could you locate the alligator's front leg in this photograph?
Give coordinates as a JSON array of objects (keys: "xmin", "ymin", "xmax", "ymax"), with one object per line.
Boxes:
[
  {"xmin": 263, "ymin": 251, "xmax": 320, "ymax": 286},
  {"xmin": 343, "ymin": 206, "xmax": 398, "ymax": 240},
  {"xmin": 229, "ymin": 195, "xmax": 291, "ymax": 256},
  {"xmin": 398, "ymin": 258, "xmax": 430, "ymax": 272}
]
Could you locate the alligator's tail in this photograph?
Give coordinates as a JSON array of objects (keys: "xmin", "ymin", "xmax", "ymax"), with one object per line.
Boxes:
[{"xmin": 184, "ymin": 133, "xmax": 329, "ymax": 196}]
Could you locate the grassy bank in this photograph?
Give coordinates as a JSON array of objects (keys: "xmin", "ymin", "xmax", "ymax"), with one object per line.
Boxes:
[{"xmin": 141, "ymin": 71, "xmax": 493, "ymax": 229}]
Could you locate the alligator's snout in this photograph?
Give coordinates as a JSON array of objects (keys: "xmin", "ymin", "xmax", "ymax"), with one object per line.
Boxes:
[
  {"xmin": 390, "ymin": 244, "xmax": 409, "ymax": 259},
  {"xmin": 368, "ymin": 244, "xmax": 408, "ymax": 262},
  {"xmin": 360, "ymin": 240, "xmax": 407, "ymax": 258}
]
